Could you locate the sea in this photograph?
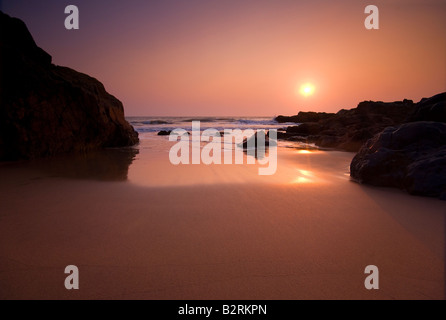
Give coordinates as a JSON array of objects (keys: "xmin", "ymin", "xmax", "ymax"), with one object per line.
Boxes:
[{"xmin": 127, "ymin": 116, "xmax": 295, "ymax": 140}]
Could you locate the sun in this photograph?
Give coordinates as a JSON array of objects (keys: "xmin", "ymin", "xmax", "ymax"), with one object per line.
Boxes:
[{"xmin": 299, "ymin": 83, "xmax": 315, "ymax": 97}]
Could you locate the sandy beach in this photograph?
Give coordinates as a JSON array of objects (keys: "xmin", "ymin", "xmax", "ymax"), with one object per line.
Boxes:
[
  {"xmin": 1, "ymin": 0, "xmax": 446, "ymax": 303},
  {"xmin": 0, "ymin": 137, "xmax": 444, "ymax": 300}
]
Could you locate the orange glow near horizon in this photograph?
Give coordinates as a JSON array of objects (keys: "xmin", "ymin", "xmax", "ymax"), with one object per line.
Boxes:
[{"xmin": 3, "ymin": 1, "xmax": 446, "ymax": 116}]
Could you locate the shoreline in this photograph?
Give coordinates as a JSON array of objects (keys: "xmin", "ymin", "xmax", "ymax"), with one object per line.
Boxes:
[{"xmin": 0, "ymin": 139, "xmax": 444, "ymax": 299}]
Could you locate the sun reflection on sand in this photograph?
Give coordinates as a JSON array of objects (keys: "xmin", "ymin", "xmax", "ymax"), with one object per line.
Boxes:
[
  {"xmin": 127, "ymin": 138, "xmax": 348, "ymax": 187},
  {"xmin": 293, "ymin": 177, "xmax": 311, "ymax": 183},
  {"xmin": 299, "ymin": 169, "xmax": 313, "ymax": 176},
  {"xmin": 291, "ymin": 169, "xmax": 315, "ymax": 184}
]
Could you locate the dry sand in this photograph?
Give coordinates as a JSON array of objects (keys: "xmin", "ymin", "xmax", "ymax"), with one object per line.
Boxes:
[{"xmin": 0, "ymin": 138, "xmax": 444, "ymax": 299}]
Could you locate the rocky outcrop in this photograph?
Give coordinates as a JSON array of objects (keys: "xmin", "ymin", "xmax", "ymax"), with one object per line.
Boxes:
[
  {"xmin": 276, "ymin": 91, "xmax": 446, "ymax": 198},
  {"xmin": 278, "ymin": 93, "xmax": 446, "ymax": 152},
  {"xmin": 278, "ymin": 99, "xmax": 416, "ymax": 152},
  {"xmin": 350, "ymin": 122, "xmax": 446, "ymax": 200},
  {"xmin": 0, "ymin": 12, "xmax": 138, "ymax": 161},
  {"xmin": 286, "ymin": 122, "xmax": 322, "ymax": 136},
  {"xmin": 408, "ymin": 92, "xmax": 446, "ymax": 123},
  {"xmin": 275, "ymin": 111, "xmax": 335, "ymax": 123}
]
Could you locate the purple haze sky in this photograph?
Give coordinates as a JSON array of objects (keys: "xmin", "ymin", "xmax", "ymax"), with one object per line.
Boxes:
[{"xmin": 2, "ymin": 0, "xmax": 446, "ymax": 116}]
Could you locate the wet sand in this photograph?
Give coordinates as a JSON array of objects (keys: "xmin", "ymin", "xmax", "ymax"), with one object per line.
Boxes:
[{"xmin": 0, "ymin": 138, "xmax": 444, "ymax": 299}]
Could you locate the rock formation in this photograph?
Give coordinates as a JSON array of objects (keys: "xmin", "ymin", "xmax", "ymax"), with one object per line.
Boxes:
[
  {"xmin": 408, "ymin": 92, "xmax": 446, "ymax": 123},
  {"xmin": 278, "ymin": 92, "xmax": 446, "ymax": 199},
  {"xmin": 350, "ymin": 122, "xmax": 446, "ymax": 200},
  {"xmin": 275, "ymin": 111, "xmax": 335, "ymax": 123},
  {"xmin": 0, "ymin": 12, "xmax": 138, "ymax": 161},
  {"xmin": 278, "ymin": 100, "xmax": 416, "ymax": 152}
]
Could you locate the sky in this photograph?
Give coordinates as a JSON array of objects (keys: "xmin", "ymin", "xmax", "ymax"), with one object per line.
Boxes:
[{"xmin": 2, "ymin": 0, "xmax": 446, "ymax": 116}]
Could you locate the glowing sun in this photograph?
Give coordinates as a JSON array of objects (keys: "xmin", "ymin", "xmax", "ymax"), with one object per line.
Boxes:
[{"xmin": 299, "ymin": 83, "xmax": 315, "ymax": 97}]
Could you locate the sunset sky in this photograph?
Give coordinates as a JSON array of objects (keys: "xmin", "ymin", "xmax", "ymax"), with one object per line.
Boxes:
[{"xmin": 2, "ymin": 0, "xmax": 446, "ymax": 116}]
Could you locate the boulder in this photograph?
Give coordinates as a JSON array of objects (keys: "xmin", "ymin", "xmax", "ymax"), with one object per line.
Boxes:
[
  {"xmin": 350, "ymin": 122, "xmax": 446, "ymax": 200},
  {"xmin": 240, "ymin": 131, "xmax": 274, "ymax": 149},
  {"xmin": 0, "ymin": 12, "xmax": 138, "ymax": 161}
]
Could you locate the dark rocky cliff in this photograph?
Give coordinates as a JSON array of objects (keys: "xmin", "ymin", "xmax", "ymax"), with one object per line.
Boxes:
[{"xmin": 0, "ymin": 12, "xmax": 138, "ymax": 161}]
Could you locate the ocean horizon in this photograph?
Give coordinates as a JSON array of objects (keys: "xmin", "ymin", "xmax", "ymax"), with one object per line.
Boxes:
[{"xmin": 127, "ymin": 116, "xmax": 295, "ymax": 137}]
